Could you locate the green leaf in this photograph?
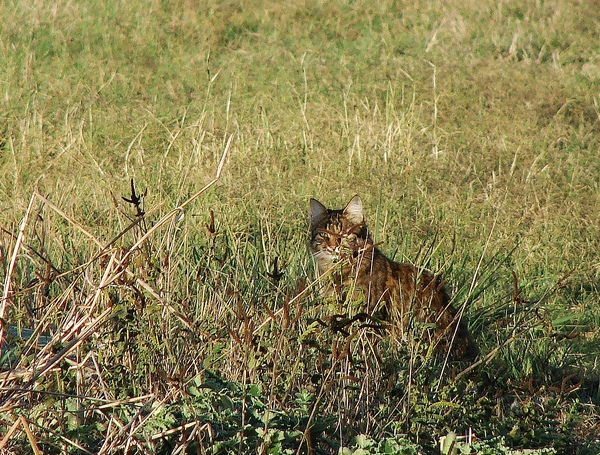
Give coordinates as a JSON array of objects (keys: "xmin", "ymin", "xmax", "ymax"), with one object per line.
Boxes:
[
  {"xmin": 354, "ymin": 434, "xmax": 375, "ymax": 449},
  {"xmin": 440, "ymin": 432, "xmax": 457, "ymax": 455},
  {"xmin": 247, "ymin": 383, "xmax": 261, "ymax": 397}
]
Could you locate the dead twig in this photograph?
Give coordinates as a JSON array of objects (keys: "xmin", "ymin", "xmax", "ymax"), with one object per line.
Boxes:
[
  {"xmin": 267, "ymin": 256, "xmax": 285, "ymax": 285},
  {"xmin": 0, "ymin": 416, "xmax": 42, "ymax": 455},
  {"xmin": 122, "ymin": 179, "xmax": 147, "ymax": 217}
]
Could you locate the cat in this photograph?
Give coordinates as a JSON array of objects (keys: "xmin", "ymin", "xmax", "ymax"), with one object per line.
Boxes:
[{"xmin": 309, "ymin": 195, "xmax": 476, "ymax": 359}]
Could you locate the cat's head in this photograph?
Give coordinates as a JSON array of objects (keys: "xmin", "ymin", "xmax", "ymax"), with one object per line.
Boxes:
[{"xmin": 309, "ymin": 195, "xmax": 371, "ymax": 266}]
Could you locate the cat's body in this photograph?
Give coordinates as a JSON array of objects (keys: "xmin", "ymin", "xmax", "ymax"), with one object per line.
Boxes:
[{"xmin": 309, "ymin": 195, "xmax": 476, "ymax": 359}]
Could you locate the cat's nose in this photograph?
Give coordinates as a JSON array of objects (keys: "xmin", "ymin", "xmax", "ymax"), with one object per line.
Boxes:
[{"xmin": 327, "ymin": 238, "xmax": 340, "ymax": 252}]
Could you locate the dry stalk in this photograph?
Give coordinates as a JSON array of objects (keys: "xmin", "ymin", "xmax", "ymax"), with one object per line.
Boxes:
[
  {"xmin": 0, "ymin": 416, "xmax": 42, "ymax": 454},
  {"xmin": 252, "ymin": 263, "xmax": 335, "ymax": 336},
  {"xmin": 0, "ymin": 194, "xmax": 36, "ymax": 352},
  {"xmin": 103, "ymin": 134, "xmax": 231, "ymax": 289},
  {"xmin": 150, "ymin": 420, "xmax": 212, "ymax": 441},
  {"xmin": 0, "ymin": 136, "xmax": 232, "ymax": 448}
]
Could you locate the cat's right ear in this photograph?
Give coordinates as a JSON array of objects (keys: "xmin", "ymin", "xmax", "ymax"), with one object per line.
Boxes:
[
  {"xmin": 343, "ymin": 195, "xmax": 364, "ymax": 226},
  {"xmin": 309, "ymin": 198, "xmax": 328, "ymax": 230}
]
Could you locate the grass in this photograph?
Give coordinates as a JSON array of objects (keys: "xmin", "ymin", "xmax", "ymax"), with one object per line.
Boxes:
[{"xmin": 1, "ymin": 0, "xmax": 599, "ymax": 453}]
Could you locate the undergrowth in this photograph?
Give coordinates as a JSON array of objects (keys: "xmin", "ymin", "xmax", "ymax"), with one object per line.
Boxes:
[{"xmin": 1, "ymin": 174, "xmax": 596, "ymax": 454}]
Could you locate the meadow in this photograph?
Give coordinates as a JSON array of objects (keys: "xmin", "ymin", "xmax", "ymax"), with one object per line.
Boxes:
[{"xmin": 0, "ymin": 0, "xmax": 599, "ymax": 453}]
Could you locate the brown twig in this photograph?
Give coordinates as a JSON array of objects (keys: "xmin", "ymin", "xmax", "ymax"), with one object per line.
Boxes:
[
  {"xmin": 206, "ymin": 209, "xmax": 217, "ymax": 235},
  {"xmin": 0, "ymin": 416, "xmax": 42, "ymax": 454},
  {"xmin": 122, "ymin": 179, "xmax": 147, "ymax": 217},
  {"xmin": 267, "ymin": 256, "xmax": 285, "ymax": 285}
]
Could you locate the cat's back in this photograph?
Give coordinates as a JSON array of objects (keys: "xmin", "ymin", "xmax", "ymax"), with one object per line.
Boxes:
[
  {"xmin": 376, "ymin": 256, "xmax": 449, "ymax": 314},
  {"xmin": 380, "ymin": 256, "xmax": 443, "ymax": 296}
]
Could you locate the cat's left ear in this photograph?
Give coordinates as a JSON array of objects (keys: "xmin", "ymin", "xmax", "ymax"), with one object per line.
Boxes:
[
  {"xmin": 343, "ymin": 195, "xmax": 364, "ymax": 225},
  {"xmin": 309, "ymin": 198, "xmax": 328, "ymax": 230}
]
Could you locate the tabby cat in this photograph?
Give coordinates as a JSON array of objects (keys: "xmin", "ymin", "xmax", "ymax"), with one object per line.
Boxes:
[{"xmin": 309, "ymin": 195, "xmax": 476, "ymax": 359}]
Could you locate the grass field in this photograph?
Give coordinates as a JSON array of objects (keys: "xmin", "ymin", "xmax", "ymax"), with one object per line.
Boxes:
[{"xmin": 1, "ymin": 0, "xmax": 599, "ymax": 453}]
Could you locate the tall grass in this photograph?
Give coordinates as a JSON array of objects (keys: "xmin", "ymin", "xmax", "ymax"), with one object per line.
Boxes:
[{"xmin": 1, "ymin": 0, "xmax": 599, "ymax": 453}]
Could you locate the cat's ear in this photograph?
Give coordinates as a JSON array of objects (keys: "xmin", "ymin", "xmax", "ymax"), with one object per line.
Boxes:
[
  {"xmin": 343, "ymin": 195, "xmax": 364, "ymax": 225},
  {"xmin": 309, "ymin": 198, "xmax": 328, "ymax": 230}
]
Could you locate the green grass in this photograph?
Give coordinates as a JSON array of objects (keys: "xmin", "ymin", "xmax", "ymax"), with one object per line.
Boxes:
[{"xmin": 1, "ymin": 0, "xmax": 599, "ymax": 453}]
